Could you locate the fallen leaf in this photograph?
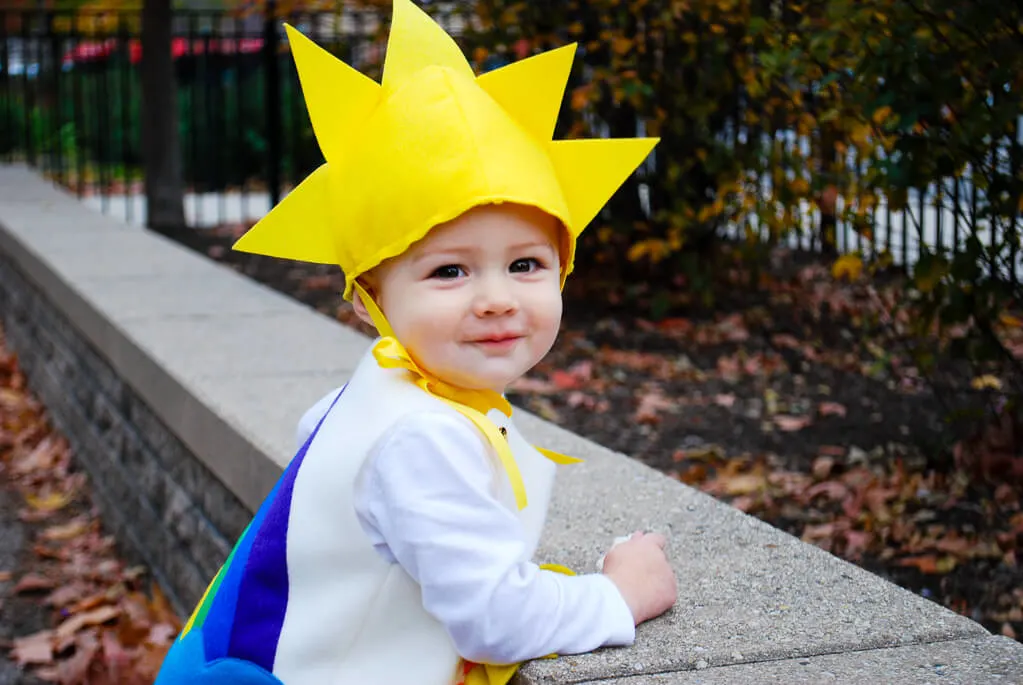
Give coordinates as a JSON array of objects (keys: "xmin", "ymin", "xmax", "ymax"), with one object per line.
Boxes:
[
  {"xmin": 25, "ymin": 490, "xmax": 74, "ymax": 513},
  {"xmin": 773, "ymin": 415, "xmax": 812, "ymax": 432},
  {"xmin": 770, "ymin": 333, "xmax": 801, "ymax": 349},
  {"xmin": 32, "ymin": 543, "xmax": 68, "ymax": 561},
  {"xmin": 14, "ymin": 573, "xmax": 56, "ymax": 594},
  {"xmin": 528, "ymin": 396, "xmax": 561, "ymax": 423},
  {"xmin": 634, "ymin": 389, "xmax": 676, "ymax": 424},
  {"xmin": 897, "ymin": 555, "xmax": 957, "ymax": 574},
  {"xmin": 56, "ymin": 631, "xmax": 100, "ymax": 683},
  {"xmin": 17, "ymin": 507, "xmax": 59, "ymax": 523},
  {"xmin": 550, "ymin": 370, "xmax": 582, "ymax": 390},
  {"xmin": 714, "ymin": 394, "xmax": 736, "ymax": 408},
  {"xmin": 717, "ymin": 472, "xmax": 767, "ymax": 496},
  {"xmin": 32, "ymin": 666, "xmax": 60, "ymax": 682},
  {"xmin": 508, "ymin": 377, "xmax": 556, "ymax": 394},
  {"xmin": 842, "ymin": 530, "xmax": 872, "ymax": 559},
  {"xmin": 53, "ymin": 626, "xmax": 78, "ymax": 655},
  {"xmin": 12, "ymin": 437, "xmax": 62, "ymax": 474},
  {"xmin": 932, "ymin": 533, "xmax": 974, "ymax": 557},
  {"xmin": 99, "ymin": 628, "xmax": 131, "ymax": 675},
  {"xmin": 716, "ymin": 313, "xmax": 750, "ymax": 342},
  {"xmin": 10, "ymin": 630, "xmax": 54, "ymax": 666},
  {"xmin": 565, "ymin": 391, "xmax": 594, "ymax": 409},
  {"xmin": 674, "ymin": 445, "xmax": 724, "ymax": 462},
  {"xmin": 40, "ymin": 517, "xmax": 90, "ymax": 542},
  {"xmin": 70, "ymin": 591, "xmax": 114, "ymax": 614},
  {"xmin": 0, "ymin": 570, "xmax": 12, "ymax": 582},
  {"xmin": 804, "ymin": 480, "xmax": 850, "ymax": 502},
  {"xmin": 730, "ymin": 495, "xmax": 757, "ymax": 512},
  {"xmin": 971, "ymin": 374, "xmax": 1003, "ymax": 391},
  {"xmin": 55, "ymin": 604, "xmax": 121, "ymax": 640},
  {"xmin": 802, "ymin": 522, "xmax": 837, "ymax": 544},
  {"xmin": 44, "ymin": 582, "xmax": 91, "ymax": 608},
  {"xmin": 999, "ymin": 313, "xmax": 1023, "ymax": 328},
  {"xmin": 0, "ymin": 387, "xmax": 29, "ymax": 412},
  {"xmin": 147, "ymin": 623, "xmax": 179, "ymax": 646},
  {"xmin": 566, "ymin": 360, "xmax": 594, "ymax": 380},
  {"xmin": 657, "ymin": 317, "xmax": 692, "ymax": 335},
  {"xmin": 817, "ymin": 401, "xmax": 847, "ymax": 418},
  {"xmin": 716, "ymin": 355, "xmax": 741, "ymax": 381},
  {"xmin": 811, "ymin": 456, "xmax": 836, "ymax": 480},
  {"xmin": 831, "ymin": 253, "xmax": 864, "ymax": 281}
]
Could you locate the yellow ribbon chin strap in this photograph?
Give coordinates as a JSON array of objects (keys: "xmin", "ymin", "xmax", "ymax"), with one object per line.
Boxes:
[
  {"xmin": 374, "ymin": 337, "xmax": 528, "ymax": 509},
  {"xmin": 354, "ymin": 281, "xmax": 582, "ymax": 511},
  {"xmin": 354, "ymin": 281, "xmax": 396, "ymax": 339}
]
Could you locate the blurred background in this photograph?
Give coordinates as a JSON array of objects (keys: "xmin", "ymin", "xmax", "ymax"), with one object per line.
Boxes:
[{"xmin": 2, "ymin": 0, "xmax": 1022, "ymax": 644}]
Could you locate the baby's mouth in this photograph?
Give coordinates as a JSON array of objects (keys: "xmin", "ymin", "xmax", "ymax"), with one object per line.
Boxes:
[{"xmin": 468, "ymin": 334, "xmax": 524, "ymax": 349}]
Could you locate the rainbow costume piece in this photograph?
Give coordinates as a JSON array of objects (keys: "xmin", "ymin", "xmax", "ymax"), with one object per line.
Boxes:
[
  {"xmin": 155, "ymin": 0, "xmax": 657, "ymax": 681},
  {"xmin": 154, "ymin": 389, "xmax": 346, "ymax": 685}
]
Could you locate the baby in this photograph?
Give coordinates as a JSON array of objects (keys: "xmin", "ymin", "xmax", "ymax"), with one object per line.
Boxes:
[{"xmin": 154, "ymin": 2, "xmax": 676, "ymax": 684}]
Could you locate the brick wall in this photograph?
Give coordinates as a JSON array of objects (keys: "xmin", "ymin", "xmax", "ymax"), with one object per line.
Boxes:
[{"xmin": 0, "ymin": 255, "xmax": 250, "ymax": 614}]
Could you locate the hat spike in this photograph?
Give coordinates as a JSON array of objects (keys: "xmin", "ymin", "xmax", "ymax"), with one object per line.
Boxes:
[
  {"xmin": 382, "ymin": 0, "xmax": 475, "ymax": 88},
  {"xmin": 477, "ymin": 42, "xmax": 577, "ymax": 141}
]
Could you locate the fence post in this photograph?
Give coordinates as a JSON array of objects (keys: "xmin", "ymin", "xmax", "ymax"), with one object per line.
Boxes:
[
  {"xmin": 1, "ymin": 11, "xmax": 9, "ymax": 163},
  {"xmin": 49, "ymin": 11, "xmax": 63, "ymax": 187},
  {"xmin": 263, "ymin": 0, "xmax": 281, "ymax": 208},
  {"xmin": 21, "ymin": 13, "xmax": 33, "ymax": 166}
]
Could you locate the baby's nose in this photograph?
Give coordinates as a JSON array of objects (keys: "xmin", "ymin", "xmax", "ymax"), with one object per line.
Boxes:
[{"xmin": 473, "ymin": 276, "xmax": 518, "ymax": 316}]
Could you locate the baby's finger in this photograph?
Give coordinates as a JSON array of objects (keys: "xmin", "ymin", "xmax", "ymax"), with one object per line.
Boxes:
[{"xmin": 644, "ymin": 532, "xmax": 668, "ymax": 549}]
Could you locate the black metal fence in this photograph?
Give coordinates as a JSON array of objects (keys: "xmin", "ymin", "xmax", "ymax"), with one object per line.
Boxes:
[
  {"xmin": 0, "ymin": 3, "xmax": 412, "ymax": 227},
  {"xmin": 1, "ymin": 3, "xmax": 1021, "ymax": 281}
]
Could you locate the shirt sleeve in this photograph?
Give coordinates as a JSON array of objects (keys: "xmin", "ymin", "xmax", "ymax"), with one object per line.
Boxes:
[
  {"xmin": 295, "ymin": 387, "xmax": 345, "ymax": 451},
  {"xmin": 354, "ymin": 411, "xmax": 636, "ymax": 665}
]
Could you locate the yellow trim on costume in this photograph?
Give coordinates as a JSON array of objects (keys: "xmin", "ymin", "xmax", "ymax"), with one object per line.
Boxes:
[
  {"xmin": 179, "ymin": 563, "xmax": 223, "ymax": 639},
  {"xmin": 535, "ymin": 446, "xmax": 584, "ymax": 465}
]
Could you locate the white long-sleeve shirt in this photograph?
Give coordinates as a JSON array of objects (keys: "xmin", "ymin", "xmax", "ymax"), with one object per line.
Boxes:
[{"xmin": 296, "ymin": 388, "xmax": 635, "ymax": 665}]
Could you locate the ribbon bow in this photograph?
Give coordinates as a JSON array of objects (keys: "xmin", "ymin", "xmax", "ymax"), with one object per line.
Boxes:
[{"xmin": 356, "ymin": 283, "xmax": 580, "ymax": 511}]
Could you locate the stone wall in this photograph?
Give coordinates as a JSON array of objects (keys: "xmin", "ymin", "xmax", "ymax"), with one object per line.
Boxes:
[
  {"xmin": 0, "ymin": 255, "xmax": 248, "ymax": 613},
  {"xmin": 1, "ymin": 164, "xmax": 1020, "ymax": 683}
]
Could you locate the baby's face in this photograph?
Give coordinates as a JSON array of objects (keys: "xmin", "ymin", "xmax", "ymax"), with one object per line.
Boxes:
[{"xmin": 367, "ymin": 203, "xmax": 563, "ymax": 394}]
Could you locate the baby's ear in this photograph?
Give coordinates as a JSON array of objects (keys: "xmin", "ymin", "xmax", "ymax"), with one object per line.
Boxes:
[{"xmin": 351, "ymin": 280, "xmax": 377, "ymax": 328}]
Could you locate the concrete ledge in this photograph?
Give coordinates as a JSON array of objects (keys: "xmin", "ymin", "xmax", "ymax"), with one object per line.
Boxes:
[
  {"xmin": 575, "ymin": 636, "xmax": 1023, "ymax": 684},
  {"xmin": 0, "ymin": 164, "xmax": 1019, "ymax": 683}
]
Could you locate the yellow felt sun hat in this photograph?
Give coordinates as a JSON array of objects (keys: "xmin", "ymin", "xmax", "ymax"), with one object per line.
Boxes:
[{"xmin": 232, "ymin": 0, "xmax": 658, "ymax": 301}]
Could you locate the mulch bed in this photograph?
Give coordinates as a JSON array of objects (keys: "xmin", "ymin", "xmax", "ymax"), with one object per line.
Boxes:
[{"xmin": 172, "ymin": 224, "xmax": 1023, "ymax": 642}]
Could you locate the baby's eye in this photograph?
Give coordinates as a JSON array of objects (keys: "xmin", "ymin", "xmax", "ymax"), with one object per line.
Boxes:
[
  {"xmin": 430, "ymin": 264, "xmax": 466, "ymax": 280},
  {"xmin": 509, "ymin": 258, "xmax": 542, "ymax": 274}
]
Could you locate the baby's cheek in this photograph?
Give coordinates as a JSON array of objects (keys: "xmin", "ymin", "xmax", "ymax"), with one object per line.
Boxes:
[
  {"xmin": 533, "ymin": 289, "xmax": 563, "ymax": 332},
  {"xmin": 411, "ymin": 316, "xmax": 461, "ymax": 362}
]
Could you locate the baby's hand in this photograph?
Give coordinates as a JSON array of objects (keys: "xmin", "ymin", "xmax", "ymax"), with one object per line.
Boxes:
[{"xmin": 601, "ymin": 531, "xmax": 677, "ymax": 625}]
